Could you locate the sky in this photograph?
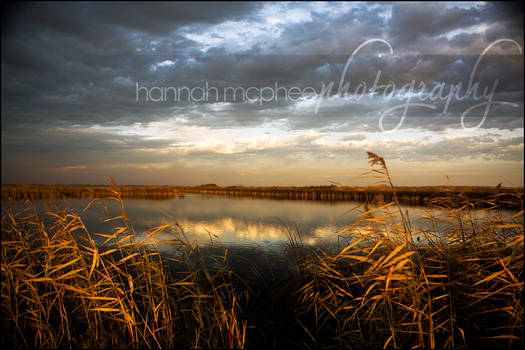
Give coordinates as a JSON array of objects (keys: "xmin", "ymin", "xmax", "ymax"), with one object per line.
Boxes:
[{"xmin": 1, "ymin": 1, "xmax": 524, "ymax": 186}]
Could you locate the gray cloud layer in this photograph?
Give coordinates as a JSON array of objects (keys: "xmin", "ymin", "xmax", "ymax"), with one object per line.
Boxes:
[{"xmin": 1, "ymin": 2, "xmax": 523, "ymax": 185}]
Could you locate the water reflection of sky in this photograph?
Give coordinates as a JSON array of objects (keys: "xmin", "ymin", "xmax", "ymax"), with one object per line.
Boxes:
[
  {"xmin": 80, "ymin": 194, "xmax": 359, "ymax": 247},
  {"xmin": 2, "ymin": 194, "xmax": 518, "ymax": 251}
]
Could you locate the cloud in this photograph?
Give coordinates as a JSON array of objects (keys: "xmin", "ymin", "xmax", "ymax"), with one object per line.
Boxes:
[{"xmin": 1, "ymin": 2, "xmax": 523, "ymax": 185}]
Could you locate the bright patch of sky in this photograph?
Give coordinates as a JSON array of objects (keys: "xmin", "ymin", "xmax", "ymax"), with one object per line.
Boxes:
[
  {"xmin": 88, "ymin": 118, "xmax": 523, "ymax": 158},
  {"xmin": 180, "ymin": 2, "xmax": 359, "ymax": 53},
  {"xmin": 182, "ymin": 19, "xmax": 283, "ymax": 53},
  {"xmin": 445, "ymin": 24, "xmax": 490, "ymax": 40},
  {"xmin": 445, "ymin": 2, "xmax": 486, "ymax": 10},
  {"xmin": 150, "ymin": 59, "xmax": 176, "ymax": 72}
]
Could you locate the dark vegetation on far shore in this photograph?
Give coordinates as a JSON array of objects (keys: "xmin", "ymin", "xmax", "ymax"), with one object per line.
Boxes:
[{"xmin": 2, "ymin": 183, "xmax": 523, "ymax": 208}]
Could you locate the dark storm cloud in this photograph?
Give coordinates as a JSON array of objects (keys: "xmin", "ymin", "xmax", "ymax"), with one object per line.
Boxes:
[
  {"xmin": 2, "ymin": 2, "xmax": 523, "ymax": 129},
  {"xmin": 388, "ymin": 2, "xmax": 480, "ymax": 44},
  {"xmin": 3, "ymin": 2, "xmax": 261, "ymax": 38},
  {"xmin": 2, "ymin": 2, "xmax": 261, "ymax": 128},
  {"xmin": 481, "ymin": 2, "xmax": 524, "ymax": 27}
]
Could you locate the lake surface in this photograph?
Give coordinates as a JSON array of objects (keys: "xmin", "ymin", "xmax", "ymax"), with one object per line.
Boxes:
[
  {"xmin": 3, "ymin": 195, "xmax": 420, "ymax": 241},
  {"xmin": 2, "ymin": 194, "xmax": 516, "ymax": 261},
  {"xmin": 2, "ymin": 193, "xmax": 519, "ymax": 288}
]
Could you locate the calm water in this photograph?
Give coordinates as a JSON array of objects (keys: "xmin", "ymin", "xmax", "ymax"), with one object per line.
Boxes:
[
  {"xmin": 3, "ymin": 195, "xmax": 425, "ymax": 242},
  {"xmin": 2, "ymin": 194, "xmax": 515, "ymax": 262},
  {"xmin": 2, "ymin": 194, "xmax": 518, "ymax": 285}
]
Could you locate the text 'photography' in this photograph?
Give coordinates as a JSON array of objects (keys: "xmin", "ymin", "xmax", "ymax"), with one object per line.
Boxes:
[{"xmin": 1, "ymin": 2, "xmax": 524, "ymax": 349}]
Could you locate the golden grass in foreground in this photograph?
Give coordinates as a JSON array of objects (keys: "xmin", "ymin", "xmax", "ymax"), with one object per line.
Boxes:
[
  {"xmin": 1, "ymin": 184, "xmax": 245, "ymax": 349},
  {"xmin": 294, "ymin": 152, "xmax": 523, "ymax": 349},
  {"xmin": 1, "ymin": 153, "xmax": 523, "ymax": 349}
]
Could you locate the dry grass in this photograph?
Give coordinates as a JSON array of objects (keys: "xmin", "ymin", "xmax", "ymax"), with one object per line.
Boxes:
[
  {"xmin": 1, "ymin": 182, "xmax": 245, "ymax": 349},
  {"xmin": 295, "ymin": 152, "xmax": 523, "ymax": 349}
]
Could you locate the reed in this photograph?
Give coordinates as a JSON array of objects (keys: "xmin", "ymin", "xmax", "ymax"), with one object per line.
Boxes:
[
  {"xmin": 1, "ymin": 182, "xmax": 245, "ymax": 349},
  {"xmin": 294, "ymin": 152, "xmax": 523, "ymax": 349},
  {"xmin": 1, "ymin": 184, "xmax": 186, "ymax": 201},
  {"xmin": 2, "ymin": 183, "xmax": 522, "ymax": 209}
]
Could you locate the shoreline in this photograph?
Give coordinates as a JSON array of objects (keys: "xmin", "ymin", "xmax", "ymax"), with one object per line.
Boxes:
[{"xmin": 2, "ymin": 184, "xmax": 522, "ymax": 208}]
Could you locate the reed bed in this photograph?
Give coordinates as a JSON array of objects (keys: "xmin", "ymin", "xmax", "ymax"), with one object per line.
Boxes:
[
  {"xmin": 1, "ymin": 184, "xmax": 186, "ymax": 201},
  {"xmin": 3, "ymin": 183, "xmax": 521, "ymax": 209},
  {"xmin": 1, "ymin": 153, "xmax": 523, "ymax": 349},
  {"xmin": 294, "ymin": 152, "xmax": 523, "ymax": 349},
  {"xmin": 1, "ymin": 183, "xmax": 246, "ymax": 349}
]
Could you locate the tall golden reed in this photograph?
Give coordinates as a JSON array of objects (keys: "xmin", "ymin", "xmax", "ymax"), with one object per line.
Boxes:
[
  {"xmin": 1, "ymin": 181, "xmax": 246, "ymax": 349},
  {"xmin": 295, "ymin": 152, "xmax": 523, "ymax": 349}
]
